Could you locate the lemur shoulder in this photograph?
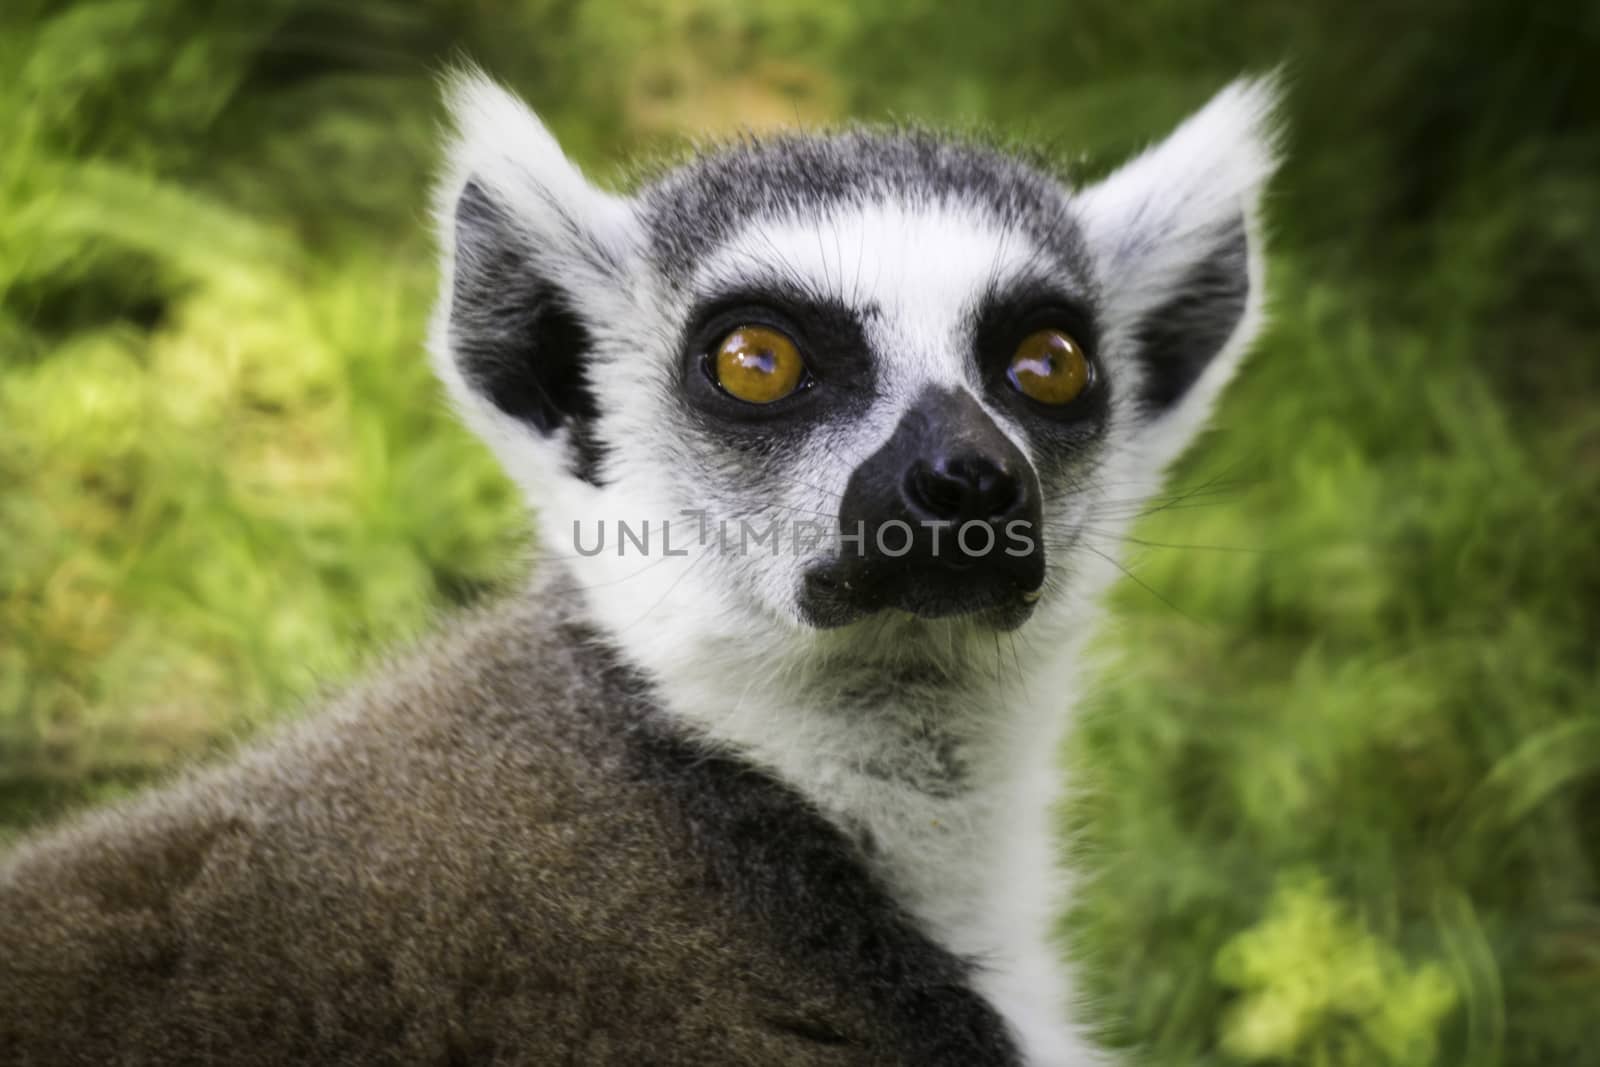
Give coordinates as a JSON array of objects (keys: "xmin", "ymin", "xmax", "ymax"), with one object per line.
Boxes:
[{"xmin": 0, "ymin": 72, "xmax": 1279, "ymax": 1066}]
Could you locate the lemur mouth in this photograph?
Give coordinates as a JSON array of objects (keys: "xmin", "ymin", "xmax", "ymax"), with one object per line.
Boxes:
[{"xmin": 798, "ymin": 562, "xmax": 1043, "ymax": 630}]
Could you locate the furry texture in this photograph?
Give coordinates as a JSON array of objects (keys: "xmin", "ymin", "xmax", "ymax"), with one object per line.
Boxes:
[
  {"xmin": 1, "ymin": 71, "xmax": 1279, "ymax": 1065},
  {"xmin": 0, "ymin": 576, "xmax": 1017, "ymax": 1065}
]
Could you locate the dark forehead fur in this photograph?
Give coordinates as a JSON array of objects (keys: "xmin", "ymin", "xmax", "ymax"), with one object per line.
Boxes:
[{"xmin": 638, "ymin": 126, "xmax": 1090, "ymax": 285}]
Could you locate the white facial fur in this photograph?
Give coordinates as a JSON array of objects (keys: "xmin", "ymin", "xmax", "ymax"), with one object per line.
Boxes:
[{"xmin": 431, "ymin": 71, "xmax": 1278, "ymax": 1065}]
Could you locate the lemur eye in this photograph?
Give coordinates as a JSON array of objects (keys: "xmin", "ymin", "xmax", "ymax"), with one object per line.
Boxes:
[
  {"xmin": 1006, "ymin": 328, "xmax": 1091, "ymax": 405},
  {"xmin": 711, "ymin": 325, "xmax": 807, "ymax": 404}
]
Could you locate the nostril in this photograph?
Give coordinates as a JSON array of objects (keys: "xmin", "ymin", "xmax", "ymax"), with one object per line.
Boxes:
[
  {"xmin": 906, "ymin": 461, "xmax": 964, "ymax": 520},
  {"xmin": 945, "ymin": 455, "xmax": 1022, "ymax": 520},
  {"xmin": 904, "ymin": 454, "xmax": 1022, "ymax": 523}
]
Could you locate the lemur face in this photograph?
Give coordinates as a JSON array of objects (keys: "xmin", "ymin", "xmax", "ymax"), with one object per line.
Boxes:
[
  {"xmin": 645, "ymin": 161, "xmax": 1103, "ymax": 631},
  {"xmin": 434, "ymin": 76, "xmax": 1275, "ymax": 640}
]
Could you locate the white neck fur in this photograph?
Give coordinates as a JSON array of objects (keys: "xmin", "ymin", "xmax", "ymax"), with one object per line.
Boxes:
[{"xmin": 562, "ymin": 528, "xmax": 1125, "ymax": 1066}]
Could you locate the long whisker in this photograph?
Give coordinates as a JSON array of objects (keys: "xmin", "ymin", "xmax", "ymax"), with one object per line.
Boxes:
[
  {"xmin": 614, "ymin": 540, "xmax": 720, "ymax": 634},
  {"xmin": 1079, "ymin": 542, "xmax": 1198, "ymax": 623},
  {"xmin": 1048, "ymin": 526, "xmax": 1269, "ymax": 555}
]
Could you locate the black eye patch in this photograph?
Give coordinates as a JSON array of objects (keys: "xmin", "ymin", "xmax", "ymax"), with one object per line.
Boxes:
[
  {"xmin": 972, "ymin": 282, "xmax": 1110, "ymax": 454},
  {"xmin": 679, "ymin": 283, "xmax": 878, "ymax": 445}
]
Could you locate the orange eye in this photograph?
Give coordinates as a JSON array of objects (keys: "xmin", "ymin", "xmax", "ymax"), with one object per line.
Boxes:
[
  {"xmin": 1006, "ymin": 328, "xmax": 1090, "ymax": 405},
  {"xmin": 712, "ymin": 325, "xmax": 806, "ymax": 404}
]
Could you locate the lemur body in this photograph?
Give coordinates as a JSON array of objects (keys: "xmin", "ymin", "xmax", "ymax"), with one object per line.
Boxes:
[{"xmin": 0, "ymin": 74, "xmax": 1278, "ymax": 1065}]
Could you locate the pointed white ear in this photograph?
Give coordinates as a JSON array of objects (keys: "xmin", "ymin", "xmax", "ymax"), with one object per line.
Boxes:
[
  {"xmin": 429, "ymin": 71, "xmax": 642, "ymax": 487},
  {"xmin": 1076, "ymin": 76, "xmax": 1281, "ymax": 472}
]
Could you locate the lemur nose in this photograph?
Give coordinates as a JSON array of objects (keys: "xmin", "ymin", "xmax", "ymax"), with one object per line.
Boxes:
[
  {"xmin": 816, "ymin": 385, "xmax": 1045, "ymax": 625},
  {"xmin": 903, "ymin": 454, "xmax": 1023, "ymax": 524}
]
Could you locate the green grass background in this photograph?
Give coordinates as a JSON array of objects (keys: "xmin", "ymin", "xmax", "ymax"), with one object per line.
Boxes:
[{"xmin": 2, "ymin": 1, "xmax": 1597, "ymax": 1064}]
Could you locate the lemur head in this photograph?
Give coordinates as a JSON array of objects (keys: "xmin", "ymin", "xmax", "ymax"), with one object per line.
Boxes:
[{"xmin": 432, "ymin": 74, "xmax": 1277, "ymax": 661}]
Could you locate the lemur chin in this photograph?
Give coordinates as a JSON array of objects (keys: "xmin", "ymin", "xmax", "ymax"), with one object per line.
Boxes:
[{"xmin": 0, "ymin": 70, "xmax": 1279, "ymax": 1066}]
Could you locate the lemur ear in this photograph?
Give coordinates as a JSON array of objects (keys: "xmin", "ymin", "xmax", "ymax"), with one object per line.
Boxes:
[
  {"xmin": 1076, "ymin": 77, "xmax": 1281, "ymax": 465},
  {"xmin": 430, "ymin": 72, "xmax": 641, "ymax": 487}
]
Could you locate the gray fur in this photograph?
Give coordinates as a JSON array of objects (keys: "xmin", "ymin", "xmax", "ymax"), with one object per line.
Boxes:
[{"xmin": 0, "ymin": 569, "xmax": 1015, "ymax": 1065}]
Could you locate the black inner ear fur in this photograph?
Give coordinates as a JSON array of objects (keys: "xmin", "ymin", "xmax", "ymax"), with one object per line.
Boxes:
[
  {"xmin": 450, "ymin": 180, "xmax": 605, "ymax": 484},
  {"xmin": 1133, "ymin": 217, "xmax": 1250, "ymax": 415}
]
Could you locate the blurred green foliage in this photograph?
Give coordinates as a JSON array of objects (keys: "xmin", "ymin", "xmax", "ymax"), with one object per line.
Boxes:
[{"xmin": 1, "ymin": 1, "xmax": 1597, "ymax": 1064}]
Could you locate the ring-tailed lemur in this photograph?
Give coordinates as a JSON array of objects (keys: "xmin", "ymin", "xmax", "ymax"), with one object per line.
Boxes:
[{"xmin": 0, "ymin": 72, "xmax": 1278, "ymax": 1065}]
